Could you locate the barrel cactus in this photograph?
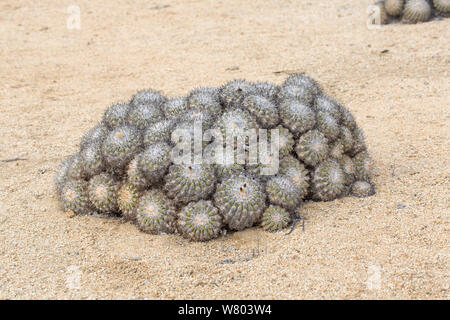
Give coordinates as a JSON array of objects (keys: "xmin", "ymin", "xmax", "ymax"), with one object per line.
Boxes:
[
  {"xmin": 368, "ymin": 0, "xmax": 449, "ymax": 25},
  {"xmin": 55, "ymin": 74, "xmax": 375, "ymax": 241}
]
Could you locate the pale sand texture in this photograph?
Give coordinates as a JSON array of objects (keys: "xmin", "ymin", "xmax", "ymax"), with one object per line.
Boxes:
[{"xmin": 0, "ymin": 0, "xmax": 449, "ymax": 299}]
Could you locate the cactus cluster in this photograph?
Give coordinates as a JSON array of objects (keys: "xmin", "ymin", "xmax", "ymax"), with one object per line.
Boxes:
[
  {"xmin": 55, "ymin": 74, "xmax": 375, "ymax": 241},
  {"xmin": 371, "ymin": 0, "xmax": 450, "ymax": 25}
]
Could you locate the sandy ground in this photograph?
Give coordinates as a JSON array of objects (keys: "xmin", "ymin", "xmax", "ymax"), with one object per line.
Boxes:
[{"xmin": 0, "ymin": 0, "xmax": 449, "ymax": 299}]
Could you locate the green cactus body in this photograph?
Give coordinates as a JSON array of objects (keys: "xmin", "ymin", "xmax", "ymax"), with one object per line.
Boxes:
[
  {"xmin": 340, "ymin": 126, "xmax": 355, "ymax": 153},
  {"xmin": 131, "ymin": 89, "xmax": 167, "ymax": 108},
  {"xmin": 403, "ymin": 0, "xmax": 431, "ymax": 23},
  {"xmin": 60, "ymin": 179, "xmax": 91, "ymax": 215},
  {"xmin": 127, "ymin": 103, "xmax": 164, "ymax": 130},
  {"xmin": 143, "ymin": 119, "xmax": 175, "ymax": 146},
  {"xmin": 80, "ymin": 123, "xmax": 109, "ymax": 149},
  {"xmin": 314, "ymin": 95, "xmax": 342, "ymax": 121},
  {"xmin": 266, "ymin": 175, "xmax": 303, "ymax": 210},
  {"xmin": 278, "ymin": 84, "xmax": 315, "ymax": 106},
  {"xmin": 79, "ymin": 143, "xmax": 104, "ymax": 178},
  {"xmin": 242, "ymin": 95, "xmax": 279, "ymax": 128},
  {"xmin": 351, "ymin": 181, "xmax": 375, "ymax": 198},
  {"xmin": 102, "ymin": 126, "xmax": 141, "ymax": 169},
  {"xmin": 279, "ymin": 99, "xmax": 316, "ymax": 136},
  {"xmin": 137, "ymin": 143, "xmax": 171, "ymax": 184},
  {"xmin": 117, "ymin": 182, "xmax": 140, "ymax": 220},
  {"xmin": 126, "ymin": 157, "xmax": 148, "ymax": 190},
  {"xmin": 279, "ymin": 156, "xmax": 310, "ymax": 199},
  {"xmin": 254, "ymin": 81, "xmax": 280, "ymax": 101},
  {"xmin": 188, "ymin": 87, "xmax": 222, "ymax": 115},
  {"xmin": 163, "ymin": 97, "xmax": 189, "ymax": 120},
  {"xmin": 136, "ymin": 190, "xmax": 177, "ymax": 234},
  {"xmin": 56, "ymin": 74, "xmax": 375, "ymax": 241},
  {"xmin": 433, "ymin": 0, "xmax": 450, "ymax": 13},
  {"xmin": 164, "ymin": 164, "xmax": 216, "ymax": 203},
  {"xmin": 177, "ymin": 200, "xmax": 223, "ymax": 241},
  {"xmin": 55, "ymin": 157, "xmax": 73, "ymax": 196},
  {"xmin": 329, "ymin": 140, "xmax": 345, "ymax": 160},
  {"xmin": 209, "ymin": 146, "xmax": 245, "ymax": 181},
  {"xmin": 295, "ymin": 130, "xmax": 329, "ymax": 166},
  {"xmin": 385, "ymin": 0, "xmax": 405, "ymax": 16},
  {"xmin": 339, "ymin": 155, "xmax": 357, "ymax": 185},
  {"xmin": 340, "ymin": 106, "xmax": 357, "ymax": 131},
  {"xmin": 350, "ymin": 127, "xmax": 367, "ymax": 156},
  {"xmin": 283, "ymin": 74, "xmax": 322, "ymax": 97},
  {"xmin": 312, "ymin": 159, "xmax": 346, "ymax": 201},
  {"xmin": 353, "ymin": 151, "xmax": 372, "ymax": 182},
  {"xmin": 275, "ymin": 125, "xmax": 295, "ymax": 157},
  {"xmin": 261, "ymin": 205, "xmax": 291, "ymax": 231},
  {"xmin": 66, "ymin": 153, "xmax": 85, "ymax": 180},
  {"xmin": 180, "ymin": 109, "xmax": 216, "ymax": 130},
  {"xmin": 88, "ymin": 173, "xmax": 119, "ymax": 213},
  {"xmin": 214, "ymin": 174, "xmax": 266, "ymax": 230},
  {"xmin": 220, "ymin": 80, "xmax": 258, "ymax": 108},
  {"xmin": 103, "ymin": 103, "xmax": 131, "ymax": 129},
  {"xmin": 317, "ymin": 111, "xmax": 341, "ymax": 141},
  {"xmin": 216, "ymin": 109, "xmax": 258, "ymax": 141}
]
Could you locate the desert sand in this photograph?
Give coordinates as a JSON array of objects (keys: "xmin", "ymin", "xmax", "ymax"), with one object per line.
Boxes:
[{"xmin": 0, "ymin": 0, "xmax": 448, "ymax": 299}]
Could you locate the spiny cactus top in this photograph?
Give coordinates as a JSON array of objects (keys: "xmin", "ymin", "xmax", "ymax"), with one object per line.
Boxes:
[{"xmin": 55, "ymin": 74, "xmax": 375, "ymax": 241}]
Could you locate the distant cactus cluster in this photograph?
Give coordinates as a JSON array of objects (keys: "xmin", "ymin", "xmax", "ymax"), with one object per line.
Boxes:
[
  {"xmin": 372, "ymin": 0, "xmax": 449, "ymax": 24},
  {"xmin": 55, "ymin": 74, "xmax": 375, "ymax": 241}
]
